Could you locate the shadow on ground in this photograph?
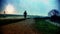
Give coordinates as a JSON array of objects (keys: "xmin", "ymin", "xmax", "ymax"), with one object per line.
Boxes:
[{"xmin": 0, "ymin": 19, "xmax": 26, "ymax": 26}]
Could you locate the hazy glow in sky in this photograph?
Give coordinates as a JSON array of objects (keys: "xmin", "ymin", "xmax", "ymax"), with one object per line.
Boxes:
[
  {"xmin": 5, "ymin": 4, "xmax": 16, "ymax": 14},
  {"xmin": 1, "ymin": 0, "xmax": 59, "ymax": 16}
]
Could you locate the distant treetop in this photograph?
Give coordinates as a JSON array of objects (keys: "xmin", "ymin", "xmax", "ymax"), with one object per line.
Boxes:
[{"xmin": 48, "ymin": 9, "xmax": 60, "ymax": 17}]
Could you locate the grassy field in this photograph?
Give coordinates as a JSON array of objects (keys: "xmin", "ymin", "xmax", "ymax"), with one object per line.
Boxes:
[{"xmin": 33, "ymin": 18, "xmax": 60, "ymax": 34}]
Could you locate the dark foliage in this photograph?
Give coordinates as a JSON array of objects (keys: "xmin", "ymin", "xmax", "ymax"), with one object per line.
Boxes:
[{"xmin": 50, "ymin": 15, "xmax": 60, "ymax": 23}]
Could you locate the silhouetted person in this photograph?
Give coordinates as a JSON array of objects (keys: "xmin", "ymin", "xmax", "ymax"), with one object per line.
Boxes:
[
  {"xmin": 4, "ymin": 11, "xmax": 6, "ymax": 17},
  {"xmin": 24, "ymin": 10, "xmax": 27, "ymax": 19},
  {"xmin": 4, "ymin": 11, "xmax": 5, "ymax": 14}
]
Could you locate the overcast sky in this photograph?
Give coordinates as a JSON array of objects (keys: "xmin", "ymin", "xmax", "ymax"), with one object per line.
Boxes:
[{"xmin": 0, "ymin": 0, "xmax": 59, "ymax": 16}]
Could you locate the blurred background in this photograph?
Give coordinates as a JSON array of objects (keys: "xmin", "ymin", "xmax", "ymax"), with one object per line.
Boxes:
[{"xmin": 0, "ymin": 0, "xmax": 60, "ymax": 16}]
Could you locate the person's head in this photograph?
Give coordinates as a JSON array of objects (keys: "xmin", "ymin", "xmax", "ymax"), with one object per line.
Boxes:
[{"xmin": 25, "ymin": 10, "xmax": 26, "ymax": 12}]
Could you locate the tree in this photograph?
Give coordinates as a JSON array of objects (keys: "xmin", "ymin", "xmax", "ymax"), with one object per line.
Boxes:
[
  {"xmin": 48, "ymin": 9, "xmax": 59, "ymax": 17},
  {"xmin": 48, "ymin": 9, "xmax": 60, "ymax": 22}
]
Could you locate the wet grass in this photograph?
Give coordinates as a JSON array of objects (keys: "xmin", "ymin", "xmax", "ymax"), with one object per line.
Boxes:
[{"xmin": 33, "ymin": 18, "xmax": 60, "ymax": 34}]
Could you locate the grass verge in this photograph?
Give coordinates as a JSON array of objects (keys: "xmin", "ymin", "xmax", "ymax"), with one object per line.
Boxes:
[{"xmin": 33, "ymin": 18, "xmax": 60, "ymax": 34}]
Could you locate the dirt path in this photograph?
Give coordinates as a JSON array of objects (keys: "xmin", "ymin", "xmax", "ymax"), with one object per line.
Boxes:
[{"xmin": 1, "ymin": 19, "xmax": 41, "ymax": 34}]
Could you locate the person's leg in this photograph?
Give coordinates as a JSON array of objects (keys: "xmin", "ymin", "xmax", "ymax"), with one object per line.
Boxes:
[
  {"xmin": 24, "ymin": 15, "xmax": 26, "ymax": 19},
  {"xmin": 25, "ymin": 15, "xmax": 26, "ymax": 19}
]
